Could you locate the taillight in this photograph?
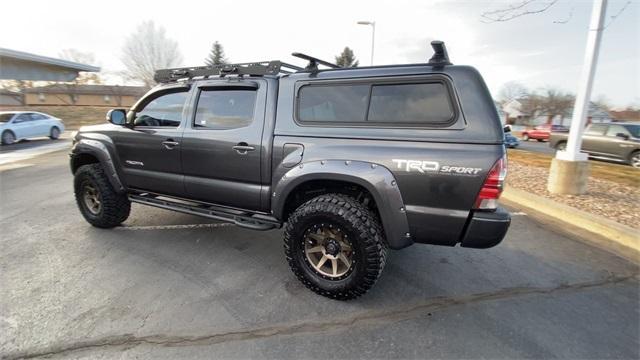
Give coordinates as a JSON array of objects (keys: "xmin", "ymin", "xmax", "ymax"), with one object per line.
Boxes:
[{"xmin": 474, "ymin": 156, "xmax": 507, "ymax": 210}]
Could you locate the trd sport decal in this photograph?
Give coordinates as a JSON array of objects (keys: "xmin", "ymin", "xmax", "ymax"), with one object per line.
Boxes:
[{"xmin": 392, "ymin": 159, "xmax": 482, "ymax": 175}]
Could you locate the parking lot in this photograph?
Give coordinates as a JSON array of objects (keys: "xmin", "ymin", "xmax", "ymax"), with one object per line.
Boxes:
[{"xmin": 1, "ymin": 148, "xmax": 639, "ymax": 359}]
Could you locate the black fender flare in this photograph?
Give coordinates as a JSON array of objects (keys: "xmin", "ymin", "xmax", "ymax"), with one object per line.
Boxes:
[
  {"xmin": 70, "ymin": 138, "xmax": 125, "ymax": 193},
  {"xmin": 272, "ymin": 160, "xmax": 413, "ymax": 249}
]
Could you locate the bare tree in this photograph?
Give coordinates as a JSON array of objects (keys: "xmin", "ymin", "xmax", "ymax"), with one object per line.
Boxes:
[
  {"xmin": 121, "ymin": 21, "xmax": 183, "ymax": 87},
  {"xmin": 593, "ymin": 94, "xmax": 612, "ymax": 112},
  {"xmin": 481, "ymin": 0, "xmax": 632, "ymax": 25},
  {"xmin": 519, "ymin": 93, "xmax": 545, "ymax": 122},
  {"xmin": 57, "ymin": 49, "xmax": 102, "ymax": 105},
  {"xmin": 497, "ymin": 81, "xmax": 528, "ymax": 104},
  {"xmin": 481, "ymin": 0, "xmax": 559, "ymax": 23},
  {"xmin": 539, "ymin": 88, "xmax": 574, "ymax": 123}
]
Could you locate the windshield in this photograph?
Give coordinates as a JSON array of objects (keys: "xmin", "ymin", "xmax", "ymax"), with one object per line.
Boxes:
[
  {"xmin": 0, "ymin": 113, "xmax": 15, "ymax": 123},
  {"xmin": 624, "ymin": 125, "xmax": 640, "ymax": 138}
]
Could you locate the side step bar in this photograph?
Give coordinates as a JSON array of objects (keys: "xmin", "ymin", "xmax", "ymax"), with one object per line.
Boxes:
[{"xmin": 129, "ymin": 193, "xmax": 281, "ymax": 231}]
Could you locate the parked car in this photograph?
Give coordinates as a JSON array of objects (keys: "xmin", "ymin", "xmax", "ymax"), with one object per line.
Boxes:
[
  {"xmin": 521, "ymin": 124, "xmax": 567, "ymax": 142},
  {"xmin": 70, "ymin": 42, "xmax": 510, "ymax": 300},
  {"xmin": 0, "ymin": 111, "xmax": 65, "ymax": 145},
  {"xmin": 549, "ymin": 122, "xmax": 640, "ymax": 168},
  {"xmin": 504, "ymin": 132, "xmax": 520, "ymax": 148}
]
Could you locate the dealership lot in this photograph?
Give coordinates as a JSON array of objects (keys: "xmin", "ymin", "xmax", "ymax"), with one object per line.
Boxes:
[{"xmin": 1, "ymin": 149, "xmax": 638, "ymax": 359}]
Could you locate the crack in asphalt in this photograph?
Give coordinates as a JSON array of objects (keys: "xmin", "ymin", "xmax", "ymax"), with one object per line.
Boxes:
[{"xmin": 4, "ymin": 274, "xmax": 637, "ymax": 359}]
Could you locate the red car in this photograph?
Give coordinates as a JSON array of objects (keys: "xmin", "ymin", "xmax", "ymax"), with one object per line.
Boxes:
[{"xmin": 521, "ymin": 124, "xmax": 568, "ymax": 141}]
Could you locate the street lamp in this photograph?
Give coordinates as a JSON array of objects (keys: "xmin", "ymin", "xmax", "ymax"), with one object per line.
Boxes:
[
  {"xmin": 357, "ymin": 20, "xmax": 375, "ymax": 66},
  {"xmin": 547, "ymin": 0, "xmax": 607, "ymax": 195}
]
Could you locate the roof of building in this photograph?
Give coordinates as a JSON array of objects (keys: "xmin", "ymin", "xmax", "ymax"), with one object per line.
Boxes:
[
  {"xmin": 24, "ymin": 84, "xmax": 147, "ymax": 96},
  {"xmin": 0, "ymin": 48, "xmax": 100, "ymax": 72},
  {"xmin": 0, "ymin": 48, "xmax": 100, "ymax": 82}
]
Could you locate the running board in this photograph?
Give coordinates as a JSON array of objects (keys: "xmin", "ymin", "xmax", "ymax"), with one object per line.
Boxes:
[{"xmin": 128, "ymin": 193, "xmax": 281, "ymax": 231}]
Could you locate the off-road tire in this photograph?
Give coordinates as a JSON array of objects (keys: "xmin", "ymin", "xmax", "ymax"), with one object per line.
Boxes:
[
  {"xmin": 1, "ymin": 130, "xmax": 15, "ymax": 145},
  {"xmin": 49, "ymin": 127, "xmax": 60, "ymax": 140},
  {"xmin": 74, "ymin": 164, "xmax": 130, "ymax": 228},
  {"xmin": 284, "ymin": 193, "xmax": 387, "ymax": 300}
]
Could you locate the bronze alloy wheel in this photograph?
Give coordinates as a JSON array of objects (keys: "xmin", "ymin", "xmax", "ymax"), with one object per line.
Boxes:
[
  {"xmin": 303, "ymin": 224, "xmax": 354, "ymax": 280},
  {"xmin": 82, "ymin": 182, "xmax": 102, "ymax": 215}
]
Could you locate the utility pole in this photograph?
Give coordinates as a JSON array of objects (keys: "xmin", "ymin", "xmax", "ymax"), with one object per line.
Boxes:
[
  {"xmin": 548, "ymin": 0, "xmax": 607, "ymax": 195},
  {"xmin": 357, "ymin": 21, "xmax": 376, "ymax": 65}
]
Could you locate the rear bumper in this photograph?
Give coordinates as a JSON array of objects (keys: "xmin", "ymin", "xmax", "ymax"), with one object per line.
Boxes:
[{"xmin": 459, "ymin": 207, "xmax": 511, "ymax": 249}]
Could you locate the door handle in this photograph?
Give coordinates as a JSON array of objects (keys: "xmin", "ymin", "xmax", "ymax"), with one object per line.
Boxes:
[
  {"xmin": 232, "ymin": 143, "xmax": 255, "ymax": 154},
  {"xmin": 162, "ymin": 139, "xmax": 180, "ymax": 149}
]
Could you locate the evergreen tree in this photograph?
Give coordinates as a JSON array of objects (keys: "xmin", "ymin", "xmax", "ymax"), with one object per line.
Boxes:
[
  {"xmin": 205, "ymin": 41, "xmax": 228, "ymax": 66},
  {"xmin": 334, "ymin": 47, "xmax": 359, "ymax": 67}
]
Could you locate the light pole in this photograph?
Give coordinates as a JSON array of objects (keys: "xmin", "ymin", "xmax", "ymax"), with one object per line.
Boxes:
[
  {"xmin": 548, "ymin": 0, "xmax": 607, "ymax": 195},
  {"xmin": 357, "ymin": 21, "xmax": 375, "ymax": 66}
]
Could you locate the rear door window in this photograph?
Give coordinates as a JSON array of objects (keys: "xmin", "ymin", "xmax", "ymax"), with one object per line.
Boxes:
[{"xmin": 194, "ymin": 89, "xmax": 257, "ymax": 130}]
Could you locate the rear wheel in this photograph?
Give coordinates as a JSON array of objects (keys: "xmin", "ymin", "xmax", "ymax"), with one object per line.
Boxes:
[
  {"xmin": 522, "ymin": 134, "xmax": 529, "ymax": 141},
  {"xmin": 74, "ymin": 164, "xmax": 130, "ymax": 228},
  {"xmin": 1, "ymin": 130, "xmax": 15, "ymax": 145},
  {"xmin": 630, "ymin": 151, "xmax": 640, "ymax": 169},
  {"xmin": 284, "ymin": 193, "xmax": 387, "ymax": 300},
  {"xmin": 49, "ymin": 127, "xmax": 60, "ymax": 140},
  {"xmin": 556, "ymin": 142, "xmax": 567, "ymax": 151}
]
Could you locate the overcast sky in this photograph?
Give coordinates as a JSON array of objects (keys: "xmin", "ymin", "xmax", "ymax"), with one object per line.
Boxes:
[{"xmin": 1, "ymin": 0, "xmax": 638, "ymax": 108}]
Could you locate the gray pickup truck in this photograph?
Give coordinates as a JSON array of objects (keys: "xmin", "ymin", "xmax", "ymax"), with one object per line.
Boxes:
[
  {"xmin": 549, "ymin": 122, "xmax": 640, "ymax": 168},
  {"xmin": 70, "ymin": 42, "xmax": 510, "ymax": 299}
]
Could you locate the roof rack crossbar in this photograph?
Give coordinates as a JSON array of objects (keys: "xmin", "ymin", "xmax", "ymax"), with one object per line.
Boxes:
[
  {"xmin": 291, "ymin": 52, "xmax": 340, "ymax": 71},
  {"xmin": 154, "ymin": 61, "xmax": 294, "ymax": 83}
]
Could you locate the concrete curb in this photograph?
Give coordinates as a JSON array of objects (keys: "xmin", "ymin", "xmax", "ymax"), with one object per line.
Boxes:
[{"xmin": 502, "ymin": 187, "xmax": 639, "ymax": 260}]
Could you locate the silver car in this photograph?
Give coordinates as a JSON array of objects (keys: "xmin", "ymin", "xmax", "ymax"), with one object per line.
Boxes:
[{"xmin": 0, "ymin": 111, "xmax": 65, "ymax": 145}]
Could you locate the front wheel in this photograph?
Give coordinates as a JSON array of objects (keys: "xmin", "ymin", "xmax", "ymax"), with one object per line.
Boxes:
[
  {"xmin": 74, "ymin": 164, "xmax": 131, "ymax": 228},
  {"xmin": 284, "ymin": 193, "xmax": 387, "ymax": 300},
  {"xmin": 1, "ymin": 130, "xmax": 15, "ymax": 145},
  {"xmin": 556, "ymin": 142, "xmax": 567, "ymax": 151},
  {"xmin": 49, "ymin": 127, "xmax": 60, "ymax": 140}
]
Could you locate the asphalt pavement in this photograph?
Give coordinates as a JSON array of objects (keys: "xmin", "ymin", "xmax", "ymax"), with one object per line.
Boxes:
[
  {"xmin": 513, "ymin": 139, "xmax": 556, "ymax": 155},
  {"xmin": 0, "ymin": 133, "xmax": 72, "ymax": 165},
  {"xmin": 0, "ymin": 149, "xmax": 638, "ymax": 359}
]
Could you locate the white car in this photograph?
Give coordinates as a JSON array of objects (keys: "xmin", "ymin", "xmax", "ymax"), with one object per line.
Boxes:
[{"xmin": 0, "ymin": 111, "xmax": 65, "ymax": 145}]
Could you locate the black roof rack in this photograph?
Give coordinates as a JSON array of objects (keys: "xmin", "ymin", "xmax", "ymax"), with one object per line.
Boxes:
[
  {"xmin": 155, "ymin": 41, "xmax": 452, "ymax": 83},
  {"xmin": 291, "ymin": 53, "xmax": 340, "ymax": 71},
  {"xmin": 154, "ymin": 61, "xmax": 304, "ymax": 83}
]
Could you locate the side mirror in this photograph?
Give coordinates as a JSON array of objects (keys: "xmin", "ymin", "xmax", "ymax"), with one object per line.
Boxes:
[
  {"xmin": 615, "ymin": 133, "xmax": 629, "ymax": 140},
  {"xmin": 503, "ymin": 126, "xmax": 511, "ymax": 133},
  {"xmin": 106, "ymin": 109, "xmax": 127, "ymax": 126}
]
